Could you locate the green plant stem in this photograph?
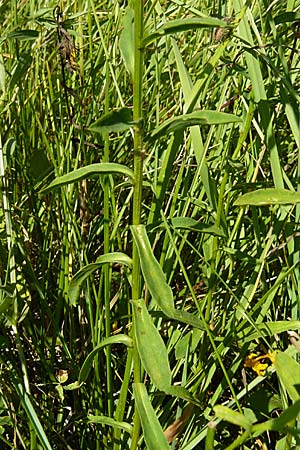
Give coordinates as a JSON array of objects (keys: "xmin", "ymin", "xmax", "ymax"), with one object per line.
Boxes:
[
  {"xmin": 103, "ymin": 58, "xmax": 113, "ymax": 419},
  {"xmin": 131, "ymin": 1, "xmax": 144, "ymax": 449}
]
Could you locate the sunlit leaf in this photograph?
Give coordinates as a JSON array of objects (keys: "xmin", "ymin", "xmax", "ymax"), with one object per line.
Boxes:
[
  {"xmin": 234, "ymin": 188, "xmax": 300, "ymax": 206},
  {"xmin": 214, "ymin": 405, "xmax": 252, "ymax": 431},
  {"xmin": 40, "ymin": 163, "xmax": 134, "ymax": 194},
  {"xmin": 158, "ymin": 217, "xmax": 225, "ymax": 236},
  {"xmin": 131, "ymin": 299, "xmax": 172, "ymax": 390},
  {"xmin": 144, "ymin": 17, "xmax": 230, "ymax": 46},
  {"xmin": 236, "ymin": 321, "xmax": 300, "ymax": 343},
  {"xmin": 87, "ymin": 415, "xmax": 132, "ymax": 435},
  {"xmin": 151, "ymin": 110, "xmax": 241, "ymax": 139},
  {"xmin": 131, "ymin": 225, "xmax": 205, "ymax": 330},
  {"xmin": 252, "ymin": 400, "xmax": 300, "ymax": 434}
]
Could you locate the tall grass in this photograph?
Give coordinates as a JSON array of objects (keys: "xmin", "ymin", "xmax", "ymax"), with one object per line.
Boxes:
[{"xmin": 1, "ymin": 0, "xmax": 300, "ymax": 449}]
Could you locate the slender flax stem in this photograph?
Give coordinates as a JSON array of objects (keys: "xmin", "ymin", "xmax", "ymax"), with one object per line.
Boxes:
[
  {"xmin": 130, "ymin": 1, "xmax": 144, "ymax": 449},
  {"xmin": 103, "ymin": 60, "xmax": 113, "ymax": 418}
]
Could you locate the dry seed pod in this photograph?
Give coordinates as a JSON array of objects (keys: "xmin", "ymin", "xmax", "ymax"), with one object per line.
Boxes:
[
  {"xmin": 58, "ymin": 26, "xmax": 76, "ymax": 72},
  {"xmin": 213, "ymin": 17, "xmax": 233, "ymax": 42}
]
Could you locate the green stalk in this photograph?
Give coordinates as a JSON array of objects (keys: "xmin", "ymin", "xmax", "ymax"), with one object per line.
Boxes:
[
  {"xmin": 103, "ymin": 59, "xmax": 113, "ymax": 418},
  {"xmin": 131, "ymin": 1, "xmax": 144, "ymax": 448}
]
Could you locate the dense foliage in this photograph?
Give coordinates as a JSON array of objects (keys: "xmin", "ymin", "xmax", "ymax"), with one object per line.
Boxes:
[{"xmin": 1, "ymin": 1, "xmax": 300, "ymax": 449}]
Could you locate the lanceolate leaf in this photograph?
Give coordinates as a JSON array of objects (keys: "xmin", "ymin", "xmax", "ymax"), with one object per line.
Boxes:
[
  {"xmin": 214, "ymin": 405, "xmax": 252, "ymax": 431},
  {"xmin": 164, "ymin": 385, "xmax": 200, "ymax": 405},
  {"xmin": 131, "ymin": 299, "xmax": 200, "ymax": 403},
  {"xmin": 131, "ymin": 225, "xmax": 205, "ymax": 330},
  {"xmin": 68, "ymin": 252, "xmax": 132, "ymax": 306},
  {"xmin": 40, "ymin": 163, "xmax": 134, "ymax": 194},
  {"xmin": 144, "ymin": 17, "xmax": 230, "ymax": 46},
  {"xmin": 89, "ymin": 108, "xmax": 134, "ymax": 133},
  {"xmin": 87, "ymin": 415, "xmax": 132, "ymax": 435},
  {"xmin": 6, "ymin": 30, "xmax": 39, "ymax": 40},
  {"xmin": 131, "ymin": 226, "xmax": 174, "ymax": 313},
  {"xmin": 234, "ymin": 188, "xmax": 300, "ymax": 206},
  {"xmin": 133, "ymin": 383, "xmax": 170, "ymax": 450},
  {"xmin": 151, "ymin": 110, "xmax": 241, "ymax": 139},
  {"xmin": 131, "ymin": 299, "xmax": 172, "ymax": 390},
  {"xmin": 214, "ymin": 400, "xmax": 300, "ymax": 438},
  {"xmin": 166, "ymin": 217, "xmax": 225, "ymax": 236}
]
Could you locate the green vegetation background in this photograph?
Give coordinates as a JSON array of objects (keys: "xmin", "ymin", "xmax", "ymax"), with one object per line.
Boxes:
[{"xmin": 1, "ymin": 0, "xmax": 300, "ymax": 449}]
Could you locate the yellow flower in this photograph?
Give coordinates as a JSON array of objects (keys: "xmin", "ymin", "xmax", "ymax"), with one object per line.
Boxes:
[{"xmin": 244, "ymin": 352, "xmax": 275, "ymax": 376}]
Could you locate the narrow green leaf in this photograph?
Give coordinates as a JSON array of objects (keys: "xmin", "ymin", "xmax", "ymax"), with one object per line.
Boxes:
[
  {"xmin": 232, "ymin": 1, "xmax": 284, "ymax": 190},
  {"xmin": 63, "ymin": 381, "xmax": 82, "ymax": 391},
  {"xmin": 88, "ymin": 108, "xmax": 133, "ymax": 133},
  {"xmin": 131, "ymin": 300, "xmax": 199, "ymax": 404},
  {"xmin": 131, "ymin": 225, "xmax": 205, "ymax": 330},
  {"xmin": 68, "ymin": 252, "xmax": 132, "ymax": 306},
  {"xmin": 40, "ymin": 163, "xmax": 134, "ymax": 194},
  {"xmin": 2, "ymin": 138, "xmax": 16, "ymax": 173},
  {"xmin": 234, "ymin": 188, "xmax": 300, "ymax": 206},
  {"xmin": 160, "ymin": 217, "xmax": 225, "ymax": 236},
  {"xmin": 78, "ymin": 335, "xmax": 133, "ymax": 385},
  {"xmin": 164, "ymin": 385, "xmax": 200, "ymax": 405},
  {"xmin": 6, "ymin": 30, "xmax": 39, "ymax": 40},
  {"xmin": 214, "ymin": 405, "xmax": 252, "ymax": 431},
  {"xmin": 131, "ymin": 225, "xmax": 174, "ymax": 312},
  {"xmin": 133, "ymin": 383, "xmax": 170, "ymax": 450},
  {"xmin": 151, "ymin": 110, "xmax": 241, "ymax": 139},
  {"xmin": 13, "ymin": 380, "xmax": 53, "ymax": 450},
  {"xmin": 171, "ymin": 309, "xmax": 205, "ymax": 330},
  {"xmin": 131, "ymin": 299, "xmax": 172, "ymax": 389},
  {"xmin": 87, "ymin": 415, "xmax": 133, "ymax": 435},
  {"xmin": 274, "ymin": 351, "xmax": 300, "ymax": 402},
  {"xmin": 119, "ymin": 7, "xmax": 134, "ymax": 77},
  {"xmin": 144, "ymin": 17, "xmax": 230, "ymax": 46}
]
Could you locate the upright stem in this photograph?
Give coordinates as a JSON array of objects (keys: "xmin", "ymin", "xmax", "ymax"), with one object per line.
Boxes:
[
  {"xmin": 130, "ymin": 1, "xmax": 144, "ymax": 448},
  {"xmin": 132, "ymin": 0, "xmax": 144, "ymax": 230},
  {"xmin": 103, "ymin": 60, "xmax": 113, "ymax": 418}
]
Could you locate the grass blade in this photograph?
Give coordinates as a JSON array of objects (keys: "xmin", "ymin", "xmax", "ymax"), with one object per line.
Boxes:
[{"xmin": 13, "ymin": 379, "xmax": 53, "ymax": 450}]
